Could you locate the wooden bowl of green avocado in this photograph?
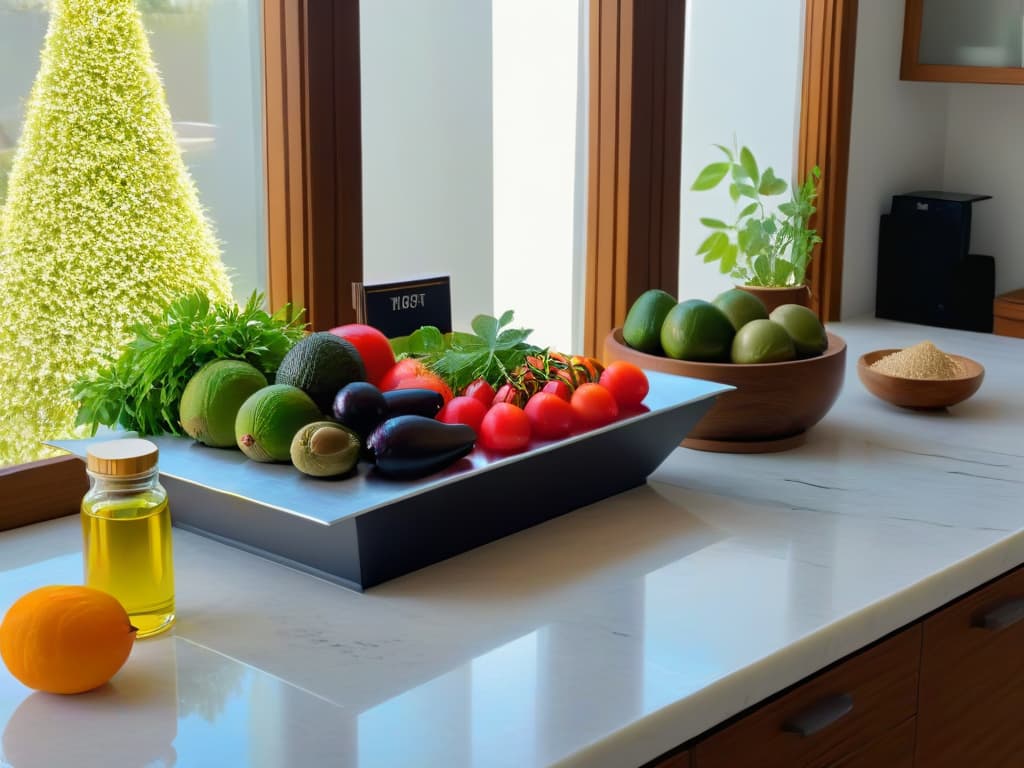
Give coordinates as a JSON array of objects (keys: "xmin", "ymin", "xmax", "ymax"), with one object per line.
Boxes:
[{"xmin": 603, "ymin": 328, "xmax": 847, "ymax": 453}]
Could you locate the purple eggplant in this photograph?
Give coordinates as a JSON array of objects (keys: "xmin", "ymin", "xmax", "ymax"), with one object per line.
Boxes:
[
  {"xmin": 381, "ymin": 388, "xmax": 444, "ymax": 419},
  {"xmin": 367, "ymin": 415, "xmax": 475, "ymax": 478},
  {"xmin": 332, "ymin": 381, "xmax": 387, "ymax": 438}
]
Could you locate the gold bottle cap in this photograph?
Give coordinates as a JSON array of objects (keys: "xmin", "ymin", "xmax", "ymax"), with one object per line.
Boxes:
[{"xmin": 86, "ymin": 438, "xmax": 159, "ymax": 477}]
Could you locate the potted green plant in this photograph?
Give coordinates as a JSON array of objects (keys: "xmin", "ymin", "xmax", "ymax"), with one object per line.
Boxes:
[{"xmin": 691, "ymin": 141, "xmax": 821, "ymax": 312}]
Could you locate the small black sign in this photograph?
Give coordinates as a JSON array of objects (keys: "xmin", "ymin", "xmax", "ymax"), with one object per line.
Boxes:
[{"xmin": 355, "ymin": 276, "xmax": 452, "ymax": 338}]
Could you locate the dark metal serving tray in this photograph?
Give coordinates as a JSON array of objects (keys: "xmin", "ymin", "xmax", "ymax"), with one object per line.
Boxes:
[{"xmin": 55, "ymin": 372, "xmax": 729, "ymax": 590}]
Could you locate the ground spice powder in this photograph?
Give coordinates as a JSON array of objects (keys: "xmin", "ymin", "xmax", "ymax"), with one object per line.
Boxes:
[{"xmin": 870, "ymin": 341, "xmax": 965, "ymax": 380}]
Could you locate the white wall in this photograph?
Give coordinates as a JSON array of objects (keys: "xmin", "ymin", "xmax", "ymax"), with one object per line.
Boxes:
[
  {"xmin": 492, "ymin": 0, "xmax": 582, "ymax": 354},
  {"xmin": 678, "ymin": 0, "xmax": 806, "ymax": 303},
  {"xmin": 360, "ymin": 0, "xmax": 494, "ymax": 332},
  {"xmin": 843, "ymin": 3, "xmax": 1024, "ymax": 317},
  {"xmin": 841, "ymin": 0, "xmax": 949, "ymax": 318},
  {"xmin": 943, "ymin": 84, "xmax": 1024, "ymax": 294}
]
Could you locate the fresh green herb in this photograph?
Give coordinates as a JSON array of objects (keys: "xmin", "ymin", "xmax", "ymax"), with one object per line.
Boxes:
[
  {"xmin": 73, "ymin": 291, "xmax": 307, "ymax": 436},
  {"xmin": 692, "ymin": 140, "xmax": 822, "ymax": 287},
  {"xmin": 401, "ymin": 310, "xmax": 541, "ymax": 392}
]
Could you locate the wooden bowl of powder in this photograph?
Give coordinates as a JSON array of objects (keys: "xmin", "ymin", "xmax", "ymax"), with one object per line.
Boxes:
[{"xmin": 857, "ymin": 341, "xmax": 984, "ymax": 409}]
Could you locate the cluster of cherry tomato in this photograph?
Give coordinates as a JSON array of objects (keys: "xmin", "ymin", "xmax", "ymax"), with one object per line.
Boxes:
[
  {"xmin": 330, "ymin": 323, "xmax": 651, "ymax": 457},
  {"xmin": 382, "ymin": 362, "xmax": 649, "ymax": 456}
]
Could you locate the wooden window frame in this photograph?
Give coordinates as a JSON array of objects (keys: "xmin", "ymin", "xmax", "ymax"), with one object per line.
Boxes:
[
  {"xmin": 2, "ymin": 0, "xmax": 858, "ymax": 531},
  {"xmin": 263, "ymin": 0, "xmax": 364, "ymax": 331},
  {"xmin": 583, "ymin": 0, "xmax": 684, "ymax": 359},
  {"xmin": 0, "ymin": 456, "xmax": 88, "ymax": 532},
  {"xmin": 799, "ymin": 0, "xmax": 858, "ymax": 321}
]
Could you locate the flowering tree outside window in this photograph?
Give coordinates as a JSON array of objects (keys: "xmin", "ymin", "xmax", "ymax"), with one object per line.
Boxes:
[{"xmin": 0, "ymin": 0, "xmax": 232, "ymax": 466}]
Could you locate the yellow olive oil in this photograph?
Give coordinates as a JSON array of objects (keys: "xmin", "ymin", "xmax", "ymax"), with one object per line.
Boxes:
[{"xmin": 82, "ymin": 491, "xmax": 175, "ymax": 638}]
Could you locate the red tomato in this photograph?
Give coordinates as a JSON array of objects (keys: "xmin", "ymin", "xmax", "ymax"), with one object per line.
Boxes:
[
  {"xmin": 479, "ymin": 403, "xmax": 531, "ymax": 453},
  {"xmin": 329, "ymin": 324, "xmax": 396, "ymax": 387},
  {"xmin": 571, "ymin": 383, "xmax": 619, "ymax": 430},
  {"xmin": 379, "ymin": 359, "xmax": 428, "ymax": 392},
  {"xmin": 540, "ymin": 380, "xmax": 571, "ymax": 401},
  {"xmin": 599, "ymin": 361, "xmax": 649, "ymax": 408},
  {"xmin": 463, "ymin": 378, "xmax": 496, "ymax": 407},
  {"xmin": 491, "ymin": 383, "xmax": 523, "ymax": 407},
  {"xmin": 524, "ymin": 392, "xmax": 574, "ymax": 441},
  {"xmin": 395, "ymin": 374, "xmax": 454, "ymax": 404},
  {"xmin": 437, "ymin": 396, "xmax": 487, "ymax": 433}
]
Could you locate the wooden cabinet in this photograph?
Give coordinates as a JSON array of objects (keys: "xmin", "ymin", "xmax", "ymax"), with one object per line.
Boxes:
[
  {"xmin": 693, "ymin": 628, "xmax": 919, "ymax": 768},
  {"xmin": 829, "ymin": 718, "xmax": 916, "ymax": 768},
  {"xmin": 916, "ymin": 567, "xmax": 1024, "ymax": 767},
  {"xmin": 994, "ymin": 289, "xmax": 1024, "ymax": 338},
  {"xmin": 647, "ymin": 566, "xmax": 1024, "ymax": 768},
  {"xmin": 902, "ymin": 0, "xmax": 1024, "ymax": 84},
  {"xmin": 650, "ymin": 751, "xmax": 689, "ymax": 768}
]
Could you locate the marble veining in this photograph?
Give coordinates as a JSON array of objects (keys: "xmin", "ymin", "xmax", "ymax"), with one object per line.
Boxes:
[{"xmin": 1, "ymin": 318, "xmax": 1024, "ymax": 768}]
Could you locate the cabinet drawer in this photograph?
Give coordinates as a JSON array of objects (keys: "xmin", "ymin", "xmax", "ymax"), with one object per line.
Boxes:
[
  {"xmin": 829, "ymin": 718, "xmax": 915, "ymax": 768},
  {"xmin": 651, "ymin": 750, "xmax": 690, "ymax": 768},
  {"xmin": 917, "ymin": 566, "xmax": 1024, "ymax": 767},
  {"xmin": 994, "ymin": 315, "xmax": 1024, "ymax": 339},
  {"xmin": 994, "ymin": 289, "xmax": 1024, "ymax": 337},
  {"xmin": 694, "ymin": 627, "xmax": 920, "ymax": 768}
]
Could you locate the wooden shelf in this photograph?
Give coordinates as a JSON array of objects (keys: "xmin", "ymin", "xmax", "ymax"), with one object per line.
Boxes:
[{"xmin": 901, "ymin": 62, "xmax": 1024, "ymax": 86}]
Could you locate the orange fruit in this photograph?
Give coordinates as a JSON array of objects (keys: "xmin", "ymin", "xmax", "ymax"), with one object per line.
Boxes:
[{"xmin": 0, "ymin": 585, "xmax": 136, "ymax": 694}]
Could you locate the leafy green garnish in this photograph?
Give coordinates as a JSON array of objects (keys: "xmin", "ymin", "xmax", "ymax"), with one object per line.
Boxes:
[
  {"xmin": 403, "ymin": 310, "xmax": 541, "ymax": 392},
  {"xmin": 72, "ymin": 291, "xmax": 307, "ymax": 436}
]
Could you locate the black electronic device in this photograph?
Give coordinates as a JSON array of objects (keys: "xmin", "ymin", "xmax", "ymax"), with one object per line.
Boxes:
[{"xmin": 876, "ymin": 191, "xmax": 994, "ymax": 332}]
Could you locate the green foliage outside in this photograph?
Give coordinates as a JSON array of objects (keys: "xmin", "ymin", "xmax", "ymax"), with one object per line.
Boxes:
[
  {"xmin": 3, "ymin": 0, "xmax": 210, "ymax": 12},
  {"xmin": 0, "ymin": 149, "xmax": 12, "ymax": 204},
  {"xmin": 692, "ymin": 141, "xmax": 822, "ymax": 288},
  {"xmin": 0, "ymin": 0, "xmax": 232, "ymax": 466}
]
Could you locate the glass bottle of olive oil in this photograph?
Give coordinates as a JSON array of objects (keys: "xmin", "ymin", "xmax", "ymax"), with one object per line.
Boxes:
[{"xmin": 82, "ymin": 438, "xmax": 175, "ymax": 638}]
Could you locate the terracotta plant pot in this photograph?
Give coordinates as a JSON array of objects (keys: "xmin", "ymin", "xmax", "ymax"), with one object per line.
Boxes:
[
  {"xmin": 737, "ymin": 284, "xmax": 811, "ymax": 314},
  {"xmin": 603, "ymin": 328, "xmax": 846, "ymax": 453}
]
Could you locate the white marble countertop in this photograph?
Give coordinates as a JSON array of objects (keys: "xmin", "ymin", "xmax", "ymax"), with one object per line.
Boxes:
[{"xmin": 2, "ymin": 317, "xmax": 1023, "ymax": 768}]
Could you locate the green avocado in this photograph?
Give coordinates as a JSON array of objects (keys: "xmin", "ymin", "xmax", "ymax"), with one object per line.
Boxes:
[
  {"xmin": 235, "ymin": 384, "xmax": 322, "ymax": 462},
  {"xmin": 622, "ymin": 289, "xmax": 678, "ymax": 354},
  {"xmin": 274, "ymin": 332, "xmax": 366, "ymax": 413},
  {"xmin": 179, "ymin": 359, "xmax": 268, "ymax": 447},
  {"xmin": 731, "ymin": 319, "xmax": 796, "ymax": 364},
  {"xmin": 769, "ymin": 304, "xmax": 828, "ymax": 358},
  {"xmin": 660, "ymin": 299, "xmax": 735, "ymax": 362},
  {"xmin": 712, "ymin": 288, "xmax": 769, "ymax": 332}
]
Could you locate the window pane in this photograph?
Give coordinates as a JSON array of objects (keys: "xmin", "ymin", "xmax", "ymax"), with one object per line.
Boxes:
[
  {"xmin": 359, "ymin": 0, "xmax": 587, "ymax": 354},
  {"xmin": 678, "ymin": 0, "xmax": 804, "ymax": 301},
  {"xmin": 0, "ymin": 0, "xmax": 266, "ymax": 467},
  {"xmin": 0, "ymin": 0, "xmax": 266, "ymax": 303}
]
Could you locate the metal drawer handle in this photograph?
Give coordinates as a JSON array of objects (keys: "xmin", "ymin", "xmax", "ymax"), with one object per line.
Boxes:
[
  {"xmin": 973, "ymin": 597, "xmax": 1024, "ymax": 631},
  {"xmin": 782, "ymin": 693, "xmax": 854, "ymax": 737}
]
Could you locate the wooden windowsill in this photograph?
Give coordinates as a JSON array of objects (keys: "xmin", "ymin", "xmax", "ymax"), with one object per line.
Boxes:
[{"xmin": 0, "ymin": 454, "xmax": 87, "ymax": 532}]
